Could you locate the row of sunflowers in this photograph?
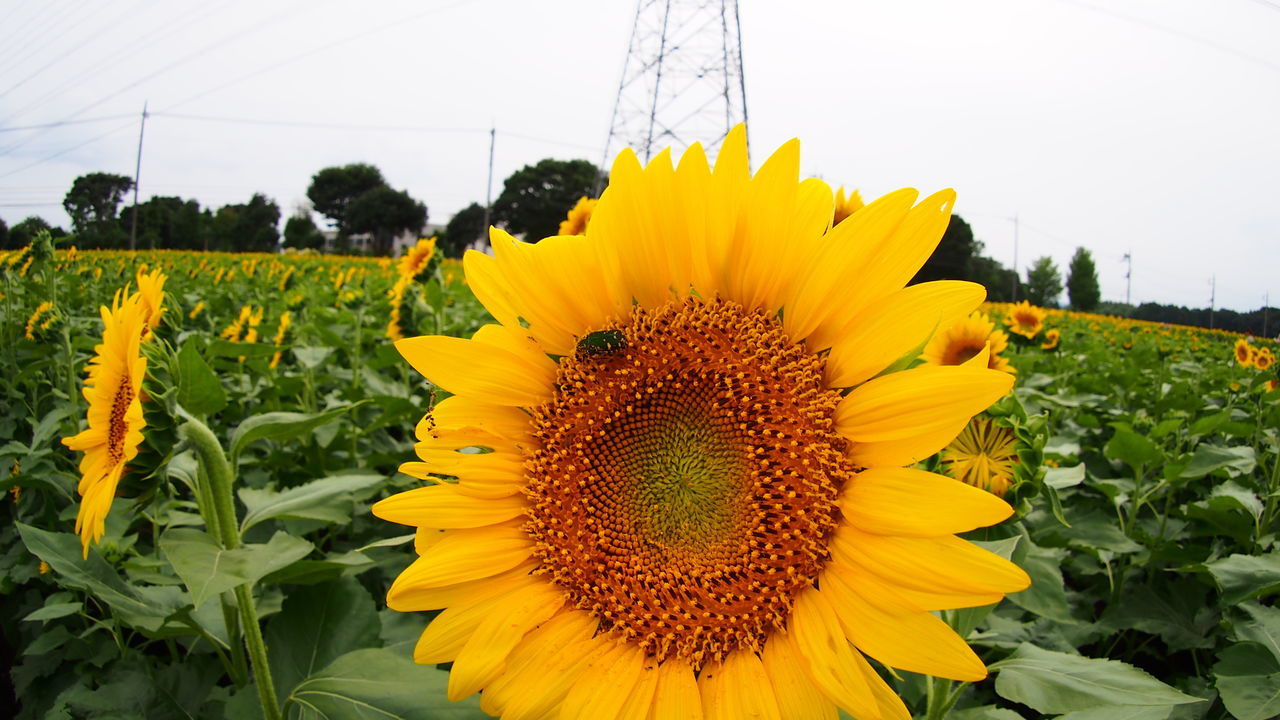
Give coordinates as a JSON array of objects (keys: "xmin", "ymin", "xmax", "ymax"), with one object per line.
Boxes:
[{"xmin": 3, "ymin": 130, "xmax": 1279, "ymax": 720}]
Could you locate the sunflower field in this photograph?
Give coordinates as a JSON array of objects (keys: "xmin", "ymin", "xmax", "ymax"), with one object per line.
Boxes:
[{"xmin": 3, "ymin": 137, "xmax": 1280, "ymax": 720}]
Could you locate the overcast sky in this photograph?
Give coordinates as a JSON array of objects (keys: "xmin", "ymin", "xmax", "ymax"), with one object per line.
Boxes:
[{"xmin": 1, "ymin": 0, "xmax": 1276, "ymax": 312}]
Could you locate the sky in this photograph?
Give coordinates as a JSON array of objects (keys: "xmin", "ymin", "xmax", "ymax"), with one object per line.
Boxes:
[{"xmin": 0, "ymin": 0, "xmax": 1276, "ymax": 312}]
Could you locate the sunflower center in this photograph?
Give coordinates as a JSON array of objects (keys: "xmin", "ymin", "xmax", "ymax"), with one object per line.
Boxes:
[
  {"xmin": 107, "ymin": 378, "xmax": 133, "ymax": 464},
  {"xmin": 526, "ymin": 296, "xmax": 851, "ymax": 669}
]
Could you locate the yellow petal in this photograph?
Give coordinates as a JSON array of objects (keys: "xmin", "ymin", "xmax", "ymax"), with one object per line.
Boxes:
[
  {"xmin": 646, "ymin": 658, "xmax": 704, "ymax": 720},
  {"xmin": 413, "ymin": 577, "xmax": 528, "ymax": 664},
  {"xmin": 463, "ymin": 249, "xmax": 522, "ymax": 330},
  {"xmin": 840, "ymin": 467, "xmax": 1014, "ymax": 536},
  {"xmin": 480, "ymin": 610, "xmax": 599, "ymax": 717},
  {"xmin": 418, "ymin": 395, "xmax": 532, "ymax": 444},
  {"xmin": 388, "ymin": 561, "xmax": 535, "ymax": 612},
  {"xmin": 396, "ymin": 331, "xmax": 554, "ymax": 407},
  {"xmin": 390, "ymin": 525, "xmax": 531, "ymax": 594},
  {"xmin": 699, "ymin": 651, "xmax": 783, "ymax": 720},
  {"xmin": 727, "ymin": 138, "xmax": 800, "ymax": 312},
  {"xmin": 783, "ymin": 188, "xmax": 918, "ymax": 345},
  {"xmin": 825, "ymin": 281, "xmax": 987, "ymax": 388},
  {"xmin": 560, "ymin": 640, "xmax": 646, "ymax": 720},
  {"xmin": 372, "ymin": 483, "xmax": 527, "ymax": 528},
  {"xmin": 617, "ymin": 659, "xmax": 661, "ymax": 720},
  {"xmin": 851, "ymin": 651, "xmax": 912, "ymax": 720},
  {"xmin": 447, "ymin": 582, "xmax": 564, "ymax": 700},
  {"xmin": 820, "ymin": 565, "xmax": 988, "ymax": 682},
  {"xmin": 761, "ymin": 629, "xmax": 839, "ymax": 720},
  {"xmin": 835, "ymin": 365, "xmax": 1013, "ymax": 443},
  {"xmin": 832, "ymin": 526, "xmax": 1030, "ymax": 597},
  {"xmin": 487, "ymin": 229, "xmax": 579, "ymax": 353},
  {"xmin": 847, "ymin": 421, "xmax": 971, "ymax": 468},
  {"xmin": 789, "ymin": 589, "xmax": 881, "ymax": 720},
  {"xmin": 499, "ymin": 633, "xmax": 618, "ymax": 720}
]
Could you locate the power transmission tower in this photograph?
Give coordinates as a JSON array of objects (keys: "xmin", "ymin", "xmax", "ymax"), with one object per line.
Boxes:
[{"xmin": 601, "ymin": 0, "xmax": 748, "ymax": 176}]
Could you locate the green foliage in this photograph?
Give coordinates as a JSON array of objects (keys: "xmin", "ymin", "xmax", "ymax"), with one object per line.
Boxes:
[
  {"xmin": 912, "ymin": 214, "xmax": 977, "ymax": 284},
  {"xmin": 282, "ymin": 212, "xmax": 325, "ymax": 251},
  {"xmin": 493, "ymin": 157, "xmax": 599, "ymax": 241},
  {"xmin": 5, "ymin": 215, "xmax": 62, "ymax": 250},
  {"xmin": 62, "ymin": 172, "xmax": 134, "ymax": 245},
  {"xmin": 1068, "ymin": 247, "xmax": 1102, "ymax": 312},
  {"xmin": 306, "ymin": 164, "xmax": 387, "ymax": 233},
  {"xmin": 442, "ymin": 202, "xmax": 487, "ymax": 258},
  {"xmin": 344, "ymin": 186, "xmax": 427, "ymax": 256},
  {"xmin": 1024, "ymin": 255, "xmax": 1063, "ymax": 307},
  {"xmin": 210, "ymin": 194, "xmax": 282, "ymax": 253}
]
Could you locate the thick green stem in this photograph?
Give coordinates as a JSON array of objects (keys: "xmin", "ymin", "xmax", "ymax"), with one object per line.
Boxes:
[{"xmin": 181, "ymin": 418, "xmax": 281, "ymax": 720}]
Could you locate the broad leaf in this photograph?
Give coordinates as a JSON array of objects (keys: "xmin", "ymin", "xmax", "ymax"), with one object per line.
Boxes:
[
  {"xmin": 267, "ymin": 577, "xmax": 381, "ymax": 702},
  {"xmin": 230, "ymin": 403, "xmax": 365, "ymax": 463},
  {"xmin": 1179, "ymin": 444, "xmax": 1256, "ymax": 480},
  {"xmin": 994, "ymin": 644, "xmax": 1201, "ymax": 714},
  {"xmin": 1105, "ymin": 427, "xmax": 1162, "ymax": 474},
  {"xmin": 160, "ymin": 529, "xmax": 313, "ymax": 610},
  {"xmin": 1214, "ymin": 642, "xmax": 1280, "ymax": 720},
  {"xmin": 1204, "ymin": 552, "xmax": 1280, "ymax": 605},
  {"xmin": 177, "ymin": 338, "xmax": 227, "ymax": 416},
  {"xmin": 285, "ymin": 648, "xmax": 489, "ymax": 719},
  {"xmin": 239, "ymin": 472, "xmax": 384, "ymax": 533}
]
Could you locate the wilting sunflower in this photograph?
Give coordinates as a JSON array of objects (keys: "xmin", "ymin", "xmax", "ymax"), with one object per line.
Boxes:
[
  {"xmin": 269, "ymin": 311, "xmax": 292, "ymax": 369},
  {"xmin": 558, "ymin": 196, "xmax": 598, "ymax": 236},
  {"xmin": 376, "ymin": 127, "xmax": 1027, "ymax": 720},
  {"xmin": 1234, "ymin": 338, "xmax": 1254, "ymax": 367},
  {"xmin": 24, "ymin": 301, "xmax": 56, "ymax": 340},
  {"xmin": 62, "ymin": 291, "xmax": 148, "ymax": 557},
  {"xmin": 1040, "ymin": 328, "xmax": 1060, "ymax": 351},
  {"xmin": 135, "ymin": 266, "xmax": 167, "ymax": 339},
  {"xmin": 922, "ymin": 311, "xmax": 1015, "ymax": 374},
  {"xmin": 1255, "ymin": 347, "xmax": 1275, "ymax": 372},
  {"xmin": 938, "ymin": 416, "xmax": 1019, "ymax": 496},
  {"xmin": 399, "ymin": 237, "xmax": 439, "ymax": 282},
  {"xmin": 1004, "ymin": 300, "xmax": 1046, "ymax": 339},
  {"xmin": 832, "ymin": 186, "xmax": 865, "ymax": 226}
]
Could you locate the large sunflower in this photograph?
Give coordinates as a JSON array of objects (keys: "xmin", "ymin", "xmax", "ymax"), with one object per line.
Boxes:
[
  {"xmin": 135, "ymin": 265, "xmax": 167, "ymax": 339},
  {"xmin": 1235, "ymin": 338, "xmax": 1255, "ymax": 368},
  {"xmin": 62, "ymin": 291, "xmax": 148, "ymax": 557},
  {"xmin": 376, "ymin": 128, "xmax": 1027, "ymax": 719}
]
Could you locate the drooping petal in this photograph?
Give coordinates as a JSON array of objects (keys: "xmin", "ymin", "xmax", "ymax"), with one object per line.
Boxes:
[
  {"xmin": 372, "ymin": 483, "xmax": 527, "ymax": 528},
  {"xmin": 835, "ymin": 365, "xmax": 1013, "ymax": 444}
]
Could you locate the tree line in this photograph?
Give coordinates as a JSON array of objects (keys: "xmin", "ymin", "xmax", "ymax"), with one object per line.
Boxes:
[{"xmin": 0, "ymin": 157, "xmax": 601, "ymax": 258}]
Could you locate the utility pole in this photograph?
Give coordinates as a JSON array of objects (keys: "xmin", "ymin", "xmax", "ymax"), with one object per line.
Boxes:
[
  {"xmin": 1010, "ymin": 214, "xmax": 1019, "ymax": 301},
  {"xmin": 1122, "ymin": 251, "xmax": 1132, "ymax": 306},
  {"xmin": 128, "ymin": 101, "xmax": 148, "ymax": 251},
  {"xmin": 1209, "ymin": 276, "xmax": 1216, "ymax": 330},
  {"xmin": 480, "ymin": 126, "xmax": 495, "ymax": 252}
]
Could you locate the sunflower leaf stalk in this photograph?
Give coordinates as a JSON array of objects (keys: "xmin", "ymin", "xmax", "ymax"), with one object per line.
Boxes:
[{"xmin": 179, "ymin": 415, "xmax": 282, "ymax": 720}]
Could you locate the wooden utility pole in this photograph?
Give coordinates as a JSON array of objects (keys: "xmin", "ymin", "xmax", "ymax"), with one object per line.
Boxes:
[{"xmin": 128, "ymin": 101, "xmax": 148, "ymax": 251}]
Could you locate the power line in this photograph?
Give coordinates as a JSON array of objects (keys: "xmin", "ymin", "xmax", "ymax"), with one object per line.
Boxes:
[
  {"xmin": 0, "ymin": 1, "xmax": 137, "ymax": 102},
  {"xmin": 1048, "ymin": 0, "xmax": 1280, "ymax": 74},
  {"xmin": 1242, "ymin": 0, "xmax": 1280, "ymax": 13},
  {"xmin": 0, "ymin": 119, "xmax": 138, "ymax": 181},
  {"xmin": 0, "ymin": 114, "xmax": 137, "ymax": 133}
]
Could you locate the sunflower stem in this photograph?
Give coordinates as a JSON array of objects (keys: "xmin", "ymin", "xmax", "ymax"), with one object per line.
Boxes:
[{"xmin": 180, "ymin": 417, "xmax": 282, "ymax": 720}]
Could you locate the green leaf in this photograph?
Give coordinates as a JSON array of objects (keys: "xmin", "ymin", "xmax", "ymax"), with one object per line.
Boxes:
[
  {"xmin": 1044, "ymin": 463, "xmax": 1086, "ymax": 489},
  {"xmin": 160, "ymin": 528, "xmax": 313, "ymax": 610},
  {"xmin": 292, "ymin": 346, "xmax": 334, "ymax": 370},
  {"xmin": 1100, "ymin": 581, "xmax": 1215, "ymax": 651},
  {"xmin": 285, "ymin": 648, "xmax": 489, "ymax": 720},
  {"xmin": 22, "ymin": 601, "xmax": 82, "ymax": 623},
  {"xmin": 177, "ymin": 338, "xmax": 227, "ymax": 416},
  {"xmin": 1214, "ymin": 642, "xmax": 1280, "ymax": 720},
  {"xmin": 1204, "ymin": 553, "xmax": 1280, "ymax": 604},
  {"xmin": 1007, "ymin": 545, "xmax": 1076, "ymax": 624},
  {"xmin": 1105, "ymin": 427, "xmax": 1163, "ymax": 474},
  {"xmin": 949, "ymin": 706, "xmax": 1026, "ymax": 720},
  {"xmin": 1234, "ymin": 602, "xmax": 1280, "ymax": 662},
  {"xmin": 230, "ymin": 403, "xmax": 366, "ymax": 463},
  {"xmin": 1178, "ymin": 444, "xmax": 1256, "ymax": 479},
  {"xmin": 267, "ymin": 577, "xmax": 381, "ymax": 702},
  {"xmin": 1056, "ymin": 707, "xmax": 1176, "ymax": 720},
  {"xmin": 17, "ymin": 523, "xmax": 178, "ymax": 626},
  {"xmin": 206, "ymin": 338, "xmax": 278, "ymax": 358},
  {"xmin": 239, "ymin": 472, "xmax": 385, "ymax": 533},
  {"xmin": 993, "ymin": 644, "xmax": 1201, "ymax": 714}
]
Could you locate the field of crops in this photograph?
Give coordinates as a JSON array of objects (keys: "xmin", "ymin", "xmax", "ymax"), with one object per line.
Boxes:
[{"xmin": 3, "ymin": 224, "xmax": 1279, "ymax": 720}]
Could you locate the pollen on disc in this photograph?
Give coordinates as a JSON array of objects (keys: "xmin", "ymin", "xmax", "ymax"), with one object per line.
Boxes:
[{"xmin": 525, "ymin": 296, "xmax": 855, "ymax": 669}]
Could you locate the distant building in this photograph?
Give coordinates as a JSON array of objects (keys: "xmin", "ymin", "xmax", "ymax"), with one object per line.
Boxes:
[{"xmin": 320, "ymin": 224, "xmax": 444, "ymax": 256}]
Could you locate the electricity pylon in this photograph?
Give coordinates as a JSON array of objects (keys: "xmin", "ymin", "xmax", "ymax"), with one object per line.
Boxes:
[{"xmin": 600, "ymin": 0, "xmax": 748, "ymax": 175}]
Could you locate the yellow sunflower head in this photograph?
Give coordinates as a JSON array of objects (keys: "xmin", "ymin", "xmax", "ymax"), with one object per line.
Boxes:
[
  {"xmin": 61, "ymin": 290, "xmax": 148, "ymax": 557},
  {"xmin": 832, "ymin": 186, "xmax": 865, "ymax": 226},
  {"xmin": 376, "ymin": 126, "xmax": 1026, "ymax": 718},
  {"xmin": 1040, "ymin": 328, "xmax": 1060, "ymax": 350},
  {"xmin": 922, "ymin": 311, "xmax": 1016, "ymax": 375},
  {"xmin": 1234, "ymin": 338, "xmax": 1255, "ymax": 367},
  {"xmin": 1255, "ymin": 347, "xmax": 1275, "ymax": 371},
  {"xmin": 399, "ymin": 237, "xmax": 439, "ymax": 282},
  {"xmin": 135, "ymin": 266, "xmax": 167, "ymax": 339},
  {"xmin": 1004, "ymin": 300, "xmax": 1046, "ymax": 339},
  {"xmin": 557, "ymin": 196, "xmax": 598, "ymax": 236},
  {"xmin": 939, "ymin": 415, "xmax": 1019, "ymax": 496}
]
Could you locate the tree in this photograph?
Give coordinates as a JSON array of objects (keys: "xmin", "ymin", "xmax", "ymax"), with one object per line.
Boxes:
[
  {"xmin": 345, "ymin": 186, "xmax": 426, "ymax": 256},
  {"xmin": 7, "ymin": 216, "xmax": 59, "ymax": 249},
  {"xmin": 969, "ymin": 254, "xmax": 1021, "ymax": 303},
  {"xmin": 1024, "ymin": 256, "xmax": 1063, "ymax": 307},
  {"xmin": 63, "ymin": 172, "xmax": 134, "ymax": 247},
  {"xmin": 493, "ymin": 158, "xmax": 599, "ymax": 241},
  {"xmin": 441, "ymin": 203, "xmax": 487, "ymax": 257},
  {"xmin": 209, "ymin": 194, "xmax": 281, "ymax": 252},
  {"xmin": 911, "ymin": 214, "xmax": 977, "ymax": 284},
  {"xmin": 0, "ymin": 217, "xmax": 7, "ymax": 250},
  {"xmin": 1066, "ymin": 247, "xmax": 1101, "ymax": 312},
  {"xmin": 121, "ymin": 196, "xmax": 207, "ymax": 250},
  {"xmin": 306, "ymin": 164, "xmax": 386, "ymax": 234},
  {"xmin": 282, "ymin": 211, "xmax": 325, "ymax": 251}
]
